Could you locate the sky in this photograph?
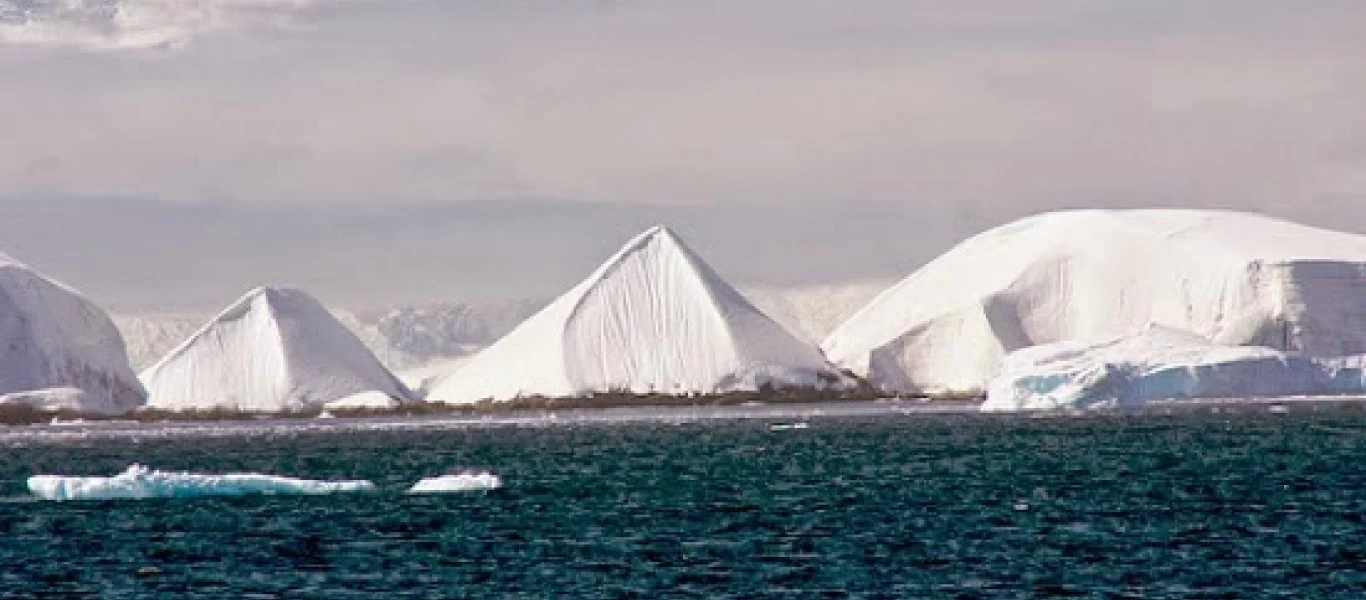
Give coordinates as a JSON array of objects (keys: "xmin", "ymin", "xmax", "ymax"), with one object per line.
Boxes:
[{"xmin": 2, "ymin": 0, "xmax": 1365, "ymax": 311}]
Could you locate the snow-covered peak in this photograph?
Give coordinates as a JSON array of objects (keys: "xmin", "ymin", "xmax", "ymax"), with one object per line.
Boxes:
[
  {"xmin": 428, "ymin": 226, "xmax": 841, "ymax": 403},
  {"xmin": 573, "ymin": 224, "xmax": 698, "ymax": 293},
  {"xmin": 141, "ymin": 286, "xmax": 412, "ymax": 412},
  {"xmin": 143, "ymin": 286, "xmax": 301, "ymax": 375}
]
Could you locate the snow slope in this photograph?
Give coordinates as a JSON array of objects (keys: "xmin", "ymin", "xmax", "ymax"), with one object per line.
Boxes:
[
  {"xmin": 823, "ymin": 210, "xmax": 1366, "ymax": 396},
  {"xmin": 374, "ymin": 301, "xmax": 542, "ymax": 359},
  {"xmin": 114, "ymin": 313, "xmax": 204, "ymax": 369},
  {"xmin": 28, "ymin": 465, "xmax": 375, "ymax": 501},
  {"xmin": 428, "ymin": 226, "xmax": 842, "ymax": 404},
  {"xmin": 398, "ymin": 356, "xmax": 475, "ymax": 398},
  {"xmin": 983, "ymin": 326, "xmax": 1331, "ymax": 411},
  {"xmin": 742, "ymin": 279, "xmax": 893, "ymax": 343},
  {"xmin": 0, "ymin": 252, "xmax": 144, "ymax": 414},
  {"xmin": 141, "ymin": 287, "xmax": 412, "ymax": 412}
]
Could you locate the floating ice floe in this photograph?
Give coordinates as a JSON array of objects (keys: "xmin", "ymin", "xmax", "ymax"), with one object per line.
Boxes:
[
  {"xmin": 824, "ymin": 209, "xmax": 1366, "ymax": 396},
  {"xmin": 27, "ymin": 464, "xmax": 376, "ymax": 501},
  {"xmin": 408, "ymin": 472, "xmax": 503, "ymax": 494},
  {"xmin": 982, "ymin": 326, "xmax": 1337, "ymax": 412}
]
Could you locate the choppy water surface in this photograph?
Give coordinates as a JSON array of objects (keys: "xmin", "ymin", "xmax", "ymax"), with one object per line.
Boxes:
[{"xmin": 3, "ymin": 406, "xmax": 1366, "ymax": 598}]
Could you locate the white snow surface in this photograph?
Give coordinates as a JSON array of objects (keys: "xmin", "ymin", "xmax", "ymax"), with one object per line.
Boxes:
[
  {"xmin": 408, "ymin": 472, "xmax": 503, "ymax": 494},
  {"xmin": 0, "ymin": 252, "xmax": 145, "ymax": 414},
  {"xmin": 824, "ymin": 209, "xmax": 1366, "ymax": 396},
  {"xmin": 983, "ymin": 326, "xmax": 1334, "ymax": 412},
  {"xmin": 324, "ymin": 390, "xmax": 402, "ymax": 410},
  {"xmin": 428, "ymin": 226, "xmax": 842, "ymax": 404},
  {"xmin": 27, "ymin": 464, "xmax": 376, "ymax": 501},
  {"xmin": 141, "ymin": 286, "xmax": 413, "ymax": 412},
  {"xmin": 114, "ymin": 313, "xmax": 206, "ymax": 370}
]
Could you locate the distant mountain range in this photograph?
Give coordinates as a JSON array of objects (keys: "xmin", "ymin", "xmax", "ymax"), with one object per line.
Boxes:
[{"xmin": 114, "ymin": 280, "xmax": 892, "ymax": 373}]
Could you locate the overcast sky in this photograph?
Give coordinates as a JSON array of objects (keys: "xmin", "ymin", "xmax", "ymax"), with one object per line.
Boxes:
[{"xmin": 3, "ymin": 0, "xmax": 1365, "ymax": 311}]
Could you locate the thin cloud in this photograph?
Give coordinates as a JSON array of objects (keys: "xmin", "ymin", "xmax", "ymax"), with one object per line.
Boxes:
[{"xmin": 0, "ymin": 0, "xmax": 363, "ymax": 50}]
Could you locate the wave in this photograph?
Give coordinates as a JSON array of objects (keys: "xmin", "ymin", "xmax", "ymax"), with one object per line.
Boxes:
[
  {"xmin": 408, "ymin": 472, "xmax": 502, "ymax": 494},
  {"xmin": 27, "ymin": 464, "xmax": 375, "ymax": 501}
]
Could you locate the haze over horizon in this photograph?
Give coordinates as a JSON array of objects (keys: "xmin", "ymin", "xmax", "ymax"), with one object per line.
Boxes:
[{"xmin": 3, "ymin": 1, "xmax": 1365, "ymax": 312}]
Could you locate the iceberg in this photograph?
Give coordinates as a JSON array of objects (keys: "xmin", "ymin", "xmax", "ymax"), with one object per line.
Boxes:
[
  {"xmin": 824, "ymin": 209, "xmax": 1366, "ymax": 396},
  {"xmin": 27, "ymin": 464, "xmax": 376, "ymax": 501},
  {"xmin": 427, "ymin": 226, "xmax": 843, "ymax": 404},
  {"xmin": 982, "ymin": 326, "xmax": 1335, "ymax": 412},
  {"xmin": 0, "ymin": 251, "xmax": 145, "ymax": 414},
  {"xmin": 140, "ymin": 287, "xmax": 413, "ymax": 412},
  {"xmin": 408, "ymin": 472, "xmax": 503, "ymax": 493}
]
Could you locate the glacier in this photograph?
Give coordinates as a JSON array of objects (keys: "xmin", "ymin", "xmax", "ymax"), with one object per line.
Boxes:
[
  {"xmin": 140, "ymin": 286, "xmax": 413, "ymax": 412},
  {"xmin": 824, "ymin": 209, "xmax": 1366, "ymax": 396},
  {"xmin": 428, "ymin": 226, "xmax": 844, "ymax": 404},
  {"xmin": 0, "ymin": 251, "xmax": 145, "ymax": 414},
  {"xmin": 408, "ymin": 472, "xmax": 503, "ymax": 493},
  {"xmin": 27, "ymin": 464, "xmax": 376, "ymax": 501},
  {"xmin": 982, "ymin": 326, "xmax": 1345, "ymax": 412}
]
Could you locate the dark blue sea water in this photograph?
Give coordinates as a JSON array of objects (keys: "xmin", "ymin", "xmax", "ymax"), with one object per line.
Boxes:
[{"xmin": 2, "ymin": 405, "xmax": 1366, "ymax": 598}]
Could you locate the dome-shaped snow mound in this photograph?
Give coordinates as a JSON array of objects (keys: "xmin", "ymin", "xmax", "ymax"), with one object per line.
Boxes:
[
  {"xmin": 428, "ymin": 226, "xmax": 842, "ymax": 404},
  {"xmin": 0, "ymin": 253, "xmax": 144, "ymax": 414},
  {"xmin": 141, "ymin": 286, "xmax": 412, "ymax": 412},
  {"xmin": 823, "ymin": 209, "xmax": 1366, "ymax": 396}
]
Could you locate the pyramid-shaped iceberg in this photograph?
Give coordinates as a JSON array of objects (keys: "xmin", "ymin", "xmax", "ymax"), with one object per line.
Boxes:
[
  {"xmin": 142, "ymin": 287, "xmax": 413, "ymax": 412},
  {"xmin": 428, "ymin": 226, "xmax": 841, "ymax": 403},
  {"xmin": 0, "ymin": 251, "xmax": 145, "ymax": 414},
  {"xmin": 823, "ymin": 209, "xmax": 1366, "ymax": 396}
]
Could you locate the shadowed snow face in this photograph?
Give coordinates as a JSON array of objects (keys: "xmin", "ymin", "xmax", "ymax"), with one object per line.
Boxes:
[{"xmin": 3, "ymin": 1, "xmax": 1366, "ymax": 309}]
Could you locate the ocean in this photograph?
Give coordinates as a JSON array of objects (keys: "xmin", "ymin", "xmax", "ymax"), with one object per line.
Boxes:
[{"xmin": 2, "ymin": 404, "xmax": 1365, "ymax": 598}]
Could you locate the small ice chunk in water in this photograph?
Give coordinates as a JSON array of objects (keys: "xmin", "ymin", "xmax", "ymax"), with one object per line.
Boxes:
[
  {"xmin": 408, "ymin": 471, "xmax": 503, "ymax": 494},
  {"xmin": 27, "ymin": 464, "xmax": 376, "ymax": 501}
]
